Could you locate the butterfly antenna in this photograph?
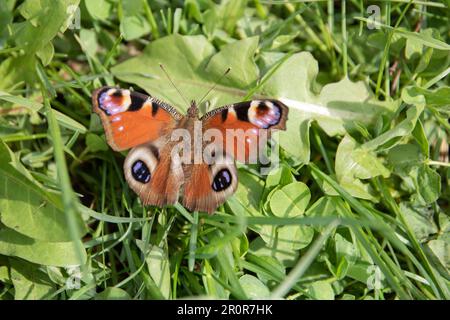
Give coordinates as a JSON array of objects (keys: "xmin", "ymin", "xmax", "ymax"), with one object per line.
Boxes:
[
  {"xmin": 198, "ymin": 67, "xmax": 231, "ymax": 107},
  {"xmin": 159, "ymin": 64, "xmax": 190, "ymax": 106}
]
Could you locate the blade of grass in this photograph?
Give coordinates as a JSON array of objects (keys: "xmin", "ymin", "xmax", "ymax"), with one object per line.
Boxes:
[
  {"xmin": 373, "ymin": 0, "xmax": 417, "ymax": 97},
  {"xmin": 174, "ymin": 202, "xmax": 195, "ymax": 224},
  {"xmin": 215, "ymin": 244, "xmax": 248, "ymax": 299},
  {"xmin": 327, "ymin": 0, "xmax": 334, "ymax": 33},
  {"xmin": 242, "ymin": 51, "xmax": 293, "ymax": 101},
  {"xmin": 375, "ymin": 177, "xmax": 450, "ymax": 299},
  {"xmin": 384, "ymin": 1, "xmax": 391, "ymax": 98},
  {"xmin": 270, "ymin": 219, "xmax": 340, "ymax": 299},
  {"xmin": 188, "ymin": 211, "xmax": 199, "ymax": 272},
  {"xmin": 103, "ymin": 34, "xmax": 123, "ymax": 69},
  {"xmin": 341, "ymin": 0, "xmax": 348, "ymax": 77},
  {"xmin": 40, "ymin": 86, "xmax": 85, "ymax": 266},
  {"xmin": 310, "ymin": 163, "xmax": 450, "ymax": 299},
  {"xmin": 311, "ymin": 126, "xmax": 334, "ymax": 174},
  {"xmin": 142, "ymin": 0, "xmax": 160, "ymax": 39}
]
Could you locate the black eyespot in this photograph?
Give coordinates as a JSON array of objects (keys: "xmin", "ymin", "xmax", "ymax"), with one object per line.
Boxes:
[
  {"xmin": 112, "ymin": 90, "xmax": 122, "ymax": 97},
  {"xmin": 212, "ymin": 169, "xmax": 232, "ymax": 192},
  {"xmin": 131, "ymin": 160, "xmax": 151, "ymax": 183}
]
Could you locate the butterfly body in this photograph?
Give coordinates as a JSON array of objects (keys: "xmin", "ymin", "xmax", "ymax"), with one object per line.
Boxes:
[{"xmin": 93, "ymin": 87, "xmax": 288, "ymax": 213}]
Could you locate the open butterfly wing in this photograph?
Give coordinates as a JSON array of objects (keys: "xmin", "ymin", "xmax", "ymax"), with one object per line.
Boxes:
[
  {"xmin": 201, "ymin": 100, "xmax": 288, "ymax": 163},
  {"xmin": 92, "ymin": 87, "xmax": 182, "ymax": 151}
]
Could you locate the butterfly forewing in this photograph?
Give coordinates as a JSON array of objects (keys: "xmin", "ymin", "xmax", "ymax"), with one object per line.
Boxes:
[
  {"xmin": 201, "ymin": 99, "xmax": 288, "ymax": 163},
  {"xmin": 92, "ymin": 87, "xmax": 182, "ymax": 151}
]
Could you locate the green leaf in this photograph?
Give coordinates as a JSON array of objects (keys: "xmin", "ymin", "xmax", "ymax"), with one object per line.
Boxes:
[
  {"xmin": 277, "ymin": 117, "xmax": 311, "ymax": 164},
  {"xmin": 400, "ymin": 203, "xmax": 438, "ymax": 243},
  {"xmin": 119, "ymin": 0, "xmax": 151, "ymax": 40},
  {"xmin": 259, "ymin": 225, "xmax": 314, "ymax": 251},
  {"xmin": 335, "ymin": 233, "xmax": 359, "ymax": 264},
  {"xmin": 78, "ymin": 29, "xmax": 98, "ymax": 59},
  {"xmin": 415, "ymin": 47, "xmax": 433, "ymax": 74},
  {"xmin": 412, "ymin": 165, "xmax": 441, "ymax": 205},
  {"xmin": 261, "ymin": 53, "xmax": 398, "ymax": 161},
  {"xmin": 84, "ymin": 0, "xmax": 112, "ymax": 21},
  {"xmin": 0, "ymin": 1, "xmax": 15, "ymax": 47},
  {"xmin": 249, "ymin": 237, "xmax": 298, "ymax": 268},
  {"xmin": 0, "ymin": 0, "xmax": 80, "ymax": 89},
  {"xmin": 120, "ymin": 15, "xmax": 151, "ymax": 41},
  {"xmin": 248, "ymin": 254, "xmax": 286, "ymax": 285},
  {"xmin": 276, "ymin": 225, "xmax": 314, "ymax": 250},
  {"xmin": 227, "ymin": 169, "xmax": 265, "ymax": 220},
  {"xmin": 86, "ymin": 133, "xmax": 108, "ymax": 152},
  {"xmin": 0, "ymin": 227, "xmax": 86, "ymax": 267},
  {"xmin": 334, "ymin": 135, "xmax": 389, "ymax": 200},
  {"xmin": 95, "ymin": 287, "xmax": 132, "ymax": 300},
  {"xmin": 248, "ymin": 179, "xmax": 315, "ymax": 260},
  {"xmin": 239, "ymin": 274, "xmax": 270, "ymax": 299},
  {"xmin": 412, "ymin": 121, "xmax": 429, "ymax": 158},
  {"xmin": 184, "ymin": 0, "xmax": 203, "ymax": 23},
  {"xmin": 52, "ymin": 109, "xmax": 87, "ymax": 133},
  {"xmin": 10, "ymin": 259, "xmax": 54, "ymax": 300},
  {"xmin": 0, "ymin": 91, "xmax": 42, "ymax": 111},
  {"xmin": 0, "ymin": 163, "xmax": 87, "ymax": 242},
  {"xmin": 112, "ymin": 35, "xmax": 259, "ymax": 112},
  {"xmin": 0, "ymin": 91, "xmax": 87, "ymax": 133},
  {"xmin": 36, "ymin": 42, "xmax": 54, "ymax": 66},
  {"xmin": 306, "ymin": 196, "xmax": 342, "ymax": 231},
  {"xmin": 269, "ymin": 182, "xmax": 311, "ymax": 217},
  {"xmin": 346, "ymin": 261, "xmax": 385, "ymax": 287},
  {"xmin": 78, "ymin": 204, "xmax": 151, "ymax": 223},
  {"xmin": 0, "ymin": 139, "xmax": 41, "ymax": 184},
  {"xmin": 387, "ymin": 144, "xmax": 424, "ymax": 174},
  {"xmin": 0, "ymin": 265, "xmax": 9, "ymax": 283},
  {"xmin": 219, "ymin": 0, "xmax": 247, "ymax": 34},
  {"xmin": 202, "ymin": 259, "xmax": 228, "ymax": 299},
  {"xmin": 136, "ymin": 241, "xmax": 171, "ymax": 299},
  {"xmin": 396, "ymin": 28, "xmax": 450, "ymax": 51},
  {"xmin": 363, "ymin": 88, "xmax": 425, "ymax": 151},
  {"xmin": 306, "ymin": 280, "xmax": 335, "ymax": 300},
  {"xmin": 406, "ymin": 86, "xmax": 450, "ymax": 107},
  {"xmin": 271, "ymin": 33, "xmax": 299, "ymax": 50},
  {"xmin": 264, "ymin": 164, "xmax": 295, "ymax": 193},
  {"xmin": 263, "ymin": 164, "xmax": 294, "ymax": 210},
  {"xmin": 256, "ymin": 223, "xmax": 314, "ymax": 263},
  {"xmin": 214, "ymin": 242, "xmax": 248, "ymax": 299},
  {"xmin": 228, "ymin": 169, "xmax": 313, "ymax": 259},
  {"xmin": 427, "ymin": 240, "xmax": 449, "ymax": 269}
]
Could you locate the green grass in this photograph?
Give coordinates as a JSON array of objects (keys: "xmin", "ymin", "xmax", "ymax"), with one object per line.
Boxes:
[{"xmin": 0, "ymin": 0, "xmax": 449, "ymax": 300}]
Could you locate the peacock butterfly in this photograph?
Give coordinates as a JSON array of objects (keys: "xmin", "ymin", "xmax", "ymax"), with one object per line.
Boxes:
[{"xmin": 92, "ymin": 86, "xmax": 288, "ymax": 214}]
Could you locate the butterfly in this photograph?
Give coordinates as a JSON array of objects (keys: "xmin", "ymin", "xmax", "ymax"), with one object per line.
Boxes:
[{"xmin": 92, "ymin": 86, "xmax": 288, "ymax": 214}]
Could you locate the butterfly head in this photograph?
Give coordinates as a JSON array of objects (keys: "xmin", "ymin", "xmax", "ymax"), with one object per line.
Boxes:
[{"xmin": 187, "ymin": 100, "xmax": 199, "ymax": 118}]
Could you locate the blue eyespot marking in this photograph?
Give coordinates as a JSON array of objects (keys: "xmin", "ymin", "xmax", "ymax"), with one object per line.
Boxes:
[
  {"xmin": 212, "ymin": 169, "xmax": 232, "ymax": 192},
  {"xmin": 131, "ymin": 160, "xmax": 151, "ymax": 184}
]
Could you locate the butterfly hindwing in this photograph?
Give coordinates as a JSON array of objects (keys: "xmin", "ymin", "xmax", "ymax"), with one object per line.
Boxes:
[
  {"xmin": 123, "ymin": 140, "xmax": 184, "ymax": 207},
  {"xmin": 201, "ymin": 100, "xmax": 288, "ymax": 163},
  {"xmin": 182, "ymin": 151, "xmax": 238, "ymax": 214},
  {"xmin": 92, "ymin": 87, "xmax": 182, "ymax": 151}
]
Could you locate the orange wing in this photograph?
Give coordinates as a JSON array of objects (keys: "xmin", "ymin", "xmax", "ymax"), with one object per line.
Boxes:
[
  {"xmin": 182, "ymin": 153, "xmax": 238, "ymax": 214},
  {"xmin": 92, "ymin": 87, "xmax": 182, "ymax": 151},
  {"xmin": 123, "ymin": 142, "xmax": 184, "ymax": 208},
  {"xmin": 201, "ymin": 100, "xmax": 288, "ymax": 163}
]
